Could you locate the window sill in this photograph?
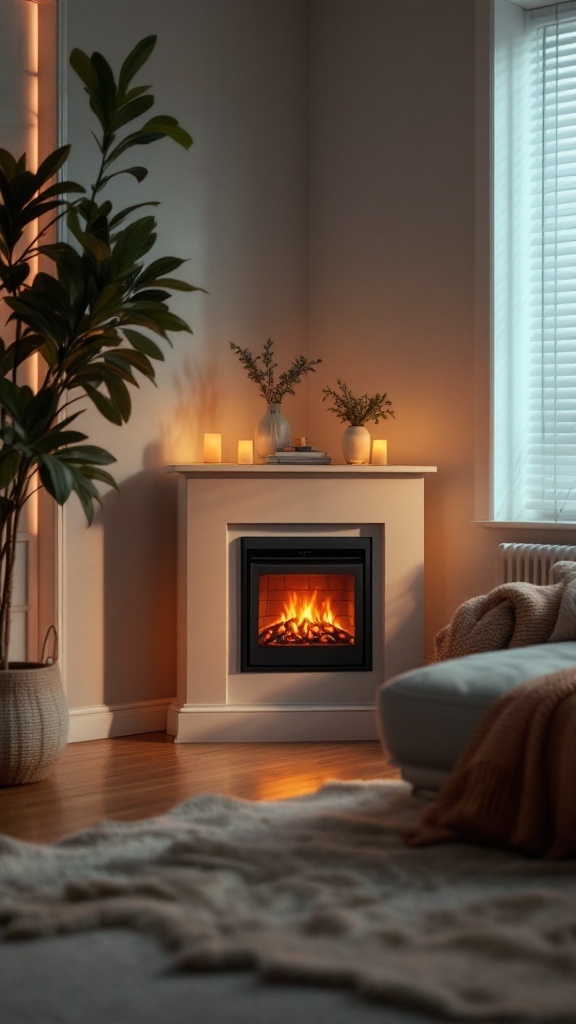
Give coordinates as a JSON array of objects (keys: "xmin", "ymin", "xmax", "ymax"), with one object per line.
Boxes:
[{"xmin": 475, "ymin": 521, "xmax": 576, "ymax": 530}]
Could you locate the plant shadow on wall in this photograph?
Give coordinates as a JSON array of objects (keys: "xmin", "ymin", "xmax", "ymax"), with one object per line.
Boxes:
[
  {"xmin": 0, "ymin": 36, "xmax": 202, "ymax": 782},
  {"xmin": 165, "ymin": 359, "xmax": 221, "ymax": 463}
]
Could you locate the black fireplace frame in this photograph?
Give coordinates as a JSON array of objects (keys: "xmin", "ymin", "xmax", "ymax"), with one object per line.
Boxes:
[{"xmin": 240, "ymin": 537, "xmax": 373, "ymax": 672}]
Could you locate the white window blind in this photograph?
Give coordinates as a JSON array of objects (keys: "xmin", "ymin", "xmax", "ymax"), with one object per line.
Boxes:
[{"xmin": 493, "ymin": 1, "xmax": 576, "ymax": 522}]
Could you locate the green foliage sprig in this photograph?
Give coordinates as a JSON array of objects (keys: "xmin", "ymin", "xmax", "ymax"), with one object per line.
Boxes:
[
  {"xmin": 230, "ymin": 338, "xmax": 321, "ymax": 404},
  {"xmin": 322, "ymin": 379, "xmax": 395, "ymax": 426}
]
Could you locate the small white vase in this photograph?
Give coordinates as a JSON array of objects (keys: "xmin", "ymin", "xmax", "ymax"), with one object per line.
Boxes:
[
  {"xmin": 342, "ymin": 425, "xmax": 371, "ymax": 465},
  {"xmin": 254, "ymin": 403, "xmax": 292, "ymax": 458}
]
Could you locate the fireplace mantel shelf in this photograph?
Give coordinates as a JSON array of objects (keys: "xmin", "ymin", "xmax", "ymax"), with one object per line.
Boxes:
[{"xmin": 167, "ymin": 464, "xmax": 437, "ymax": 477}]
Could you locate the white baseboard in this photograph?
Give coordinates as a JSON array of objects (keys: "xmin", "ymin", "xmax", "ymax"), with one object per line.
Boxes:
[
  {"xmin": 167, "ymin": 703, "xmax": 379, "ymax": 742},
  {"xmin": 68, "ymin": 698, "xmax": 174, "ymax": 742}
]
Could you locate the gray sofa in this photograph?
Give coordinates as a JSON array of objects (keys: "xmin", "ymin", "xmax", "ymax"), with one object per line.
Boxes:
[{"xmin": 377, "ymin": 641, "xmax": 576, "ymax": 791}]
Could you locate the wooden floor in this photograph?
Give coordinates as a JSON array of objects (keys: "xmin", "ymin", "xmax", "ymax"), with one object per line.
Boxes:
[{"xmin": 0, "ymin": 734, "xmax": 400, "ymax": 844}]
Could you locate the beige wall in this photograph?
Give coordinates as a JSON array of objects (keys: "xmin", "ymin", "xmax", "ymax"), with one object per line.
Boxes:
[
  {"xmin": 62, "ymin": 0, "xmax": 309, "ymax": 713},
  {"xmin": 59, "ymin": 0, "xmax": 572, "ymax": 725}
]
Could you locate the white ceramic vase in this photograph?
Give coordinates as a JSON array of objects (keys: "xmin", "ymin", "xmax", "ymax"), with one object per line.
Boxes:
[
  {"xmin": 341, "ymin": 425, "xmax": 371, "ymax": 465},
  {"xmin": 254, "ymin": 403, "xmax": 292, "ymax": 458}
]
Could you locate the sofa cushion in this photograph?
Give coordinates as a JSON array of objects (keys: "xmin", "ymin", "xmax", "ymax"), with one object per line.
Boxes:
[{"xmin": 377, "ymin": 642, "xmax": 576, "ymax": 783}]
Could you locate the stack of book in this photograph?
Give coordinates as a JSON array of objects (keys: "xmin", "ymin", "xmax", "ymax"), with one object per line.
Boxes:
[{"xmin": 265, "ymin": 446, "xmax": 331, "ymax": 465}]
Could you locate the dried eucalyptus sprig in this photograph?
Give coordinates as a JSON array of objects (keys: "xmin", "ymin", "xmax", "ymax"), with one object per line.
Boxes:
[
  {"xmin": 322, "ymin": 379, "xmax": 395, "ymax": 426},
  {"xmin": 230, "ymin": 338, "xmax": 321, "ymax": 404}
]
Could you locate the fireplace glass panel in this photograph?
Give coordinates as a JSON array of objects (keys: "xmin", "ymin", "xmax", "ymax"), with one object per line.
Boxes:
[
  {"xmin": 257, "ymin": 572, "xmax": 356, "ymax": 646},
  {"xmin": 241, "ymin": 538, "xmax": 372, "ymax": 672}
]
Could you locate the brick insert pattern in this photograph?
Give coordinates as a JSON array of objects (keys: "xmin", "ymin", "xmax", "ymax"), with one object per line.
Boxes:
[{"xmin": 258, "ymin": 573, "xmax": 355, "ymax": 637}]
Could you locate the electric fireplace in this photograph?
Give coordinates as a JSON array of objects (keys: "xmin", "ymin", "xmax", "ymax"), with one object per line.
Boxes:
[
  {"xmin": 240, "ymin": 537, "xmax": 372, "ymax": 672},
  {"xmin": 166, "ymin": 464, "xmax": 436, "ymax": 742}
]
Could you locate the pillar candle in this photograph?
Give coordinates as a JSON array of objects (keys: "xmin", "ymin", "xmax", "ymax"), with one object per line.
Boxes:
[
  {"xmin": 203, "ymin": 433, "xmax": 222, "ymax": 463},
  {"xmin": 371, "ymin": 439, "xmax": 388, "ymax": 465},
  {"xmin": 237, "ymin": 439, "xmax": 254, "ymax": 464}
]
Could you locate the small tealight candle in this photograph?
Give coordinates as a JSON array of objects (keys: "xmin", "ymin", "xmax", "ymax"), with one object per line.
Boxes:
[
  {"xmin": 203, "ymin": 432, "xmax": 222, "ymax": 463},
  {"xmin": 237, "ymin": 439, "xmax": 254, "ymax": 464},
  {"xmin": 371, "ymin": 439, "xmax": 388, "ymax": 465}
]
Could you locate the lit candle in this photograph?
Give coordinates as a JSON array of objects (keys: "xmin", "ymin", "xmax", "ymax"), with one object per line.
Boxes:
[
  {"xmin": 371, "ymin": 439, "xmax": 388, "ymax": 465},
  {"xmin": 203, "ymin": 433, "xmax": 222, "ymax": 463},
  {"xmin": 237, "ymin": 439, "xmax": 254, "ymax": 464}
]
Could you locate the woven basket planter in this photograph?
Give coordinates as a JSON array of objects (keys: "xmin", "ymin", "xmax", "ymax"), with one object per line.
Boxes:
[{"xmin": 0, "ymin": 662, "xmax": 68, "ymax": 786}]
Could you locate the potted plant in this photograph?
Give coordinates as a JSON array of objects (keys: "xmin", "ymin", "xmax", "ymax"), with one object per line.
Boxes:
[
  {"xmin": 322, "ymin": 379, "xmax": 395, "ymax": 465},
  {"xmin": 0, "ymin": 36, "xmax": 199, "ymax": 784},
  {"xmin": 230, "ymin": 338, "xmax": 321, "ymax": 457}
]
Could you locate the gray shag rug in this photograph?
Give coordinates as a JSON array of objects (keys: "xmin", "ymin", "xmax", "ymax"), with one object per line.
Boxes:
[{"xmin": 1, "ymin": 780, "xmax": 576, "ymax": 1022}]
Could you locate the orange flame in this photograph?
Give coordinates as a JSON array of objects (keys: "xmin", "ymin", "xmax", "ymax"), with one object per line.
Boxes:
[{"xmin": 281, "ymin": 590, "xmax": 343, "ymax": 629}]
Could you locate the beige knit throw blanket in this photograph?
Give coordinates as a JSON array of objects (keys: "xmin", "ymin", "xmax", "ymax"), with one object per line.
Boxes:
[
  {"xmin": 407, "ymin": 667, "xmax": 576, "ymax": 859},
  {"xmin": 434, "ymin": 560, "xmax": 576, "ymax": 660}
]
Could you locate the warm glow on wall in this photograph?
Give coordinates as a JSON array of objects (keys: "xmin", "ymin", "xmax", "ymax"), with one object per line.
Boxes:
[
  {"xmin": 19, "ymin": 2, "xmax": 40, "ymax": 538},
  {"xmin": 27, "ymin": 1, "xmax": 39, "ymax": 171}
]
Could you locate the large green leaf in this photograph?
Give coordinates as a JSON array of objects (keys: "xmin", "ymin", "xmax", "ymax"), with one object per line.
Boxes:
[
  {"xmin": 38, "ymin": 454, "xmax": 75, "ymax": 504},
  {"xmin": 5, "ymin": 283, "xmax": 72, "ymax": 344},
  {"xmin": 130, "ymin": 288, "xmax": 170, "ymax": 303},
  {"xmin": 134, "ymin": 255, "xmax": 185, "ymax": 282},
  {"xmin": 66, "ymin": 472, "xmax": 106, "ymax": 525},
  {"xmin": 0, "ymin": 495, "xmax": 16, "ymax": 528},
  {"xmin": 0, "ymin": 149, "xmax": 19, "ymax": 180},
  {"xmin": 104, "ymin": 348, "xmax": 155, "ymax": 380},
  {"xmin": 104, "ymin": 373, "xmax": 132, "ymax": 420},
  {"xmin": 111, "ymin": 95, "xmax": 154, "ymax": 132},
  {"xmin": 79, "ymin": 465, "xmax": 117, "ymax": 489},
  {"xmin": 83, "ymin": 384, "xmax": 124, "ymax": 425},
  {"xmin": 57, "ymin": 444, "xmax": 116, "ymax": 466},
  {"xmin": 140, "ymin": 116, "xmax": 193, "ymax": 149},
  {"xmin": 0, "ymin": 449, "xmax": 21, "ymax": 489},
  {"xmin": 111, "ymin": 216, "xmax": 157, "ymax": 270},
  {"xmin": 19, "ymin": 199, "xmax": 66, "ymax": 228},
  {"xmin": 89, "ymin": 282, "xmax": 123, "ymax": 320},
  {"xmin": 98, "ymin": 167, "xmax": 148, "ymax": 189},
  {"xmin": 69, "ymin": 48, "xmax": 99, "ymax": 92},
  {"xmin": 122, "ymin": 329, "xmax": 164, "ymax": 361},
  {"xmin": 31, "ymin": 429, "xmax": 88, "ymax": 455},
  {"xmin": 108, "ymin": 201, "xmax": 158, "ymax": 230},
  {"xmin": 106, "ymin": 116, "xmax": 193, "ymax": 163},
  {"xmin": 29, "ymin": 180, "xmax": 85, "ymax": 204},
  {"xmin": 35, "ymin": 146, "xmax": 72, "ymax": 184},
  {"xmin": 0, "ymin": 379, "xmax": 32, "ymax": 421},
  {"xmin": 0, "ymin": 262, "xmax": 30, "ymax": 292},
  {"xmin": 37, "ymin": 450, "xmax": 117, "ymax": 525},
  {"xmin": 67, "ymin": 210, "xmax": 111, "ymax": 261},
  {"xmin": 88, "ymin": 52, "xmax": 117, "ymax": 130},
  {"xmin": 117, "ymin": 36, "xmax": 157, "ymax": 96},
  {"xmin": 91, "ymin": 51, "xmax": 117, "ymax": 96}
]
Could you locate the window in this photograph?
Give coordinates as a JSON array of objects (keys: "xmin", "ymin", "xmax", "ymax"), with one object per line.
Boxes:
[{"xmin": 493, "ymin": 1, "xmax": 576, "ymax": 522}]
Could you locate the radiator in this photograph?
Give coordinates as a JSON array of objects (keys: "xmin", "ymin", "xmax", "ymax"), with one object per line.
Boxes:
[{"xmin": 497, "ymin": 543, "xmax": 576, "ymax": 586}]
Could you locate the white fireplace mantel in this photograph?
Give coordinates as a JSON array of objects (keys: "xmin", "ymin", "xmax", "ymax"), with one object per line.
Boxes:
[{"xmin": 166, "ymin": 464, "xmax": 436, "ymax": 742}]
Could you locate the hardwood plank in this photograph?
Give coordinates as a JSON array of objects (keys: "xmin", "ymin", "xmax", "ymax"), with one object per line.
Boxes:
[{"xmin": 0, "ymin": 735, "xmax": 400, "ymax": 843}]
